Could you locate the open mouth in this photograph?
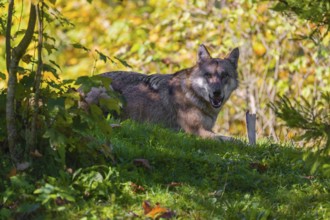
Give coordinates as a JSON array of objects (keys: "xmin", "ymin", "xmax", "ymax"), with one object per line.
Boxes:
[{"xmin": 209, "ymin": 95, "xmax": 224, "ymax": 108}]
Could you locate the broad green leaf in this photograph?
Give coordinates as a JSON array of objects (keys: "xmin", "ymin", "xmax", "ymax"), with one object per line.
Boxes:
[
  {"xmin": 99, "ymin": 97, "xmax": 120, "ymax": 114},
  {"xmin": 75, "ymin": 76, "xmax": 90, "ymax": 86},
  {"xmin": 43, "ymin": 63, "xmax": 59, "ymax": 79},
  {"xmin": 90, "ymin": 104, "xmax": 104, "ymax": 120},
  {"xmin": 44, "ymin": 42, "xmax": 57, "ymax": 55},
  {"xmin": 65, "ymin": 97, "xmax": 75, "ymax": 109},
  {"xmin": 0, "ymin": 72, "xmax": 6, "ymax": 80}
]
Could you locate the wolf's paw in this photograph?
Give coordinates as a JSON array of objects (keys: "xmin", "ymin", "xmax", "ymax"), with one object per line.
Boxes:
[{"xmin": 216, "ymin": 135, "xmax": 234, "ymax": 142}]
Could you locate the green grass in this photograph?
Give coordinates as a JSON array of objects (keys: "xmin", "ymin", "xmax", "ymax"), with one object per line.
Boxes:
[{"xmin": 1, "ymin": 120, "xmax": 330, "ymax": 219}]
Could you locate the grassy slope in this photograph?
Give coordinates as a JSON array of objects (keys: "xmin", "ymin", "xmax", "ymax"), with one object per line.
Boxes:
[
  {"xmin": 107, "ymin": 121, "xmax": 330, "ymax": 219},
  {"xmin": 1, "ymin": 120, "xmax": 330, "ymax": 219}
]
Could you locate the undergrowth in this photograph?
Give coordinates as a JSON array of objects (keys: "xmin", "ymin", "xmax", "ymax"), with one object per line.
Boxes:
[{"xmin": 1, "ymin": 120, "xmax": 329, "ymax": 219}]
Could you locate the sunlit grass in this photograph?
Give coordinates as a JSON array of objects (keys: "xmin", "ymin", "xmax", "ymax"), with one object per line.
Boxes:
[{"xmin": 1, "ymin": 120, "xmax": 329, "ymax": 219}]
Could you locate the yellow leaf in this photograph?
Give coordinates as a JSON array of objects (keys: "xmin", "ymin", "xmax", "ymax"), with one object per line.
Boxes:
[
  {"xmin": 146, "ymin": 204, "xmax": 168, "ymax": 219},
  {"xmin": 142, "ymin": 201, "xmax": 175, "ymax": 219},
  {"xmin": 252, "ymin": 42, "xmax": 266, "ymax": 56},
  {"xmin": 142, "ymin": 200, "xmax": 152, "ymax": 215}
]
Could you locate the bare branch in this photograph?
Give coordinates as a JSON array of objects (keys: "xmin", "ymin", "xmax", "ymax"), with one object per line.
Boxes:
[
  {"xmin": 12, "ymin": 4, "xmax": 36, "ymax": 62},
  {"xmin": 5, "ymin": 0, "xmax": 14, "ymax": 73},
  {"xmin": 30, "ymin": 2, "xmax": 44, "ymax": 152}
]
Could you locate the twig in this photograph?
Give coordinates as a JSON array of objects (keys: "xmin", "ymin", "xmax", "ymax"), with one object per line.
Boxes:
[{"xmin": 30, "ymin": 2, "xmax": 44, "ymax": 152}]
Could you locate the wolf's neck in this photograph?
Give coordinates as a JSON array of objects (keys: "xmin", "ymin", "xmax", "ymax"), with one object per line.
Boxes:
[{"xmin": 181, "ymin": 78, "xmax": 219, "ymax": 118}]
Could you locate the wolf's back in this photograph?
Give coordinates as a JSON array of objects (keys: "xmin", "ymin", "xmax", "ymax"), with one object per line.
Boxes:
[
  {"xmin": 100, "ymin": 71, "xmax": 179, "ymax": 128},
  {"xmin": 102, "ymin": 71, "xmax": 172, "ymax": 92}
]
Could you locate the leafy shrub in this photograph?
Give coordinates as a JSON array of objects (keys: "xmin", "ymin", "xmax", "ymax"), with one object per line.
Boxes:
[
  {"xmin": 270, "ymin": 92, "xmax": 330, "ymax": 152},
  {"xmin": 40, "ymin": 75, "xmax": 121, "ymax": 169},
  {"xmin": 270, "ymin": 92, "xmax": 330, "ymax": 176}
]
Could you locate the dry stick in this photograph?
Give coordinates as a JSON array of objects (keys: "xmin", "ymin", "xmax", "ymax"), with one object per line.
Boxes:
[{"xmin": 246, "ymin": 111, "xmax": 256, "ymax": 145}]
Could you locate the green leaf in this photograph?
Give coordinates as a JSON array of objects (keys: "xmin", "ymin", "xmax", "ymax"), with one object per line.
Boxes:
[
  {"xmin": 95, "ymin": 49, "xmax": 110, "ymax": 63},
  {"xmin": 49, "ymin": 60, "xmax": 62, "ymax": 71},
  {"xmin": 97, "ymin": 120, "xmax": 112, "ymax": 135},
  {"xmin": 271, "ymin": 2, "xmax": 287, "ymax": 12},
  {"xmin": 92, "ymin": 75, "xmax": 112, "ymax": 89},
  {"xmin": 44, "ymin": 42, "xmax": 57, "ymax": 55},
  {"xmin": 62, "ymin": 194, "xmax": 75, "ymax": 202},
  {"xmin": 65, "ymin": 97, "xmax": 75, "ymax": 110},
  {"xmin": 99, "ymin": 97, "xmax": 120, "ymax": 114},
  {"xmin": 17, "ymin": 66, "xmax": 27, "ymax": 74},
  {"xmin": 72, "ymin": 43, "xmax": 90, "ymax": 52},
  {"xmin": 43, "ymin": 63, "xmax": 60, "ymax": 79},
  {"xmin": 34, "ymin": 183, "xmax": 54, "ymax": 194},
  {"xmin": 310, "ymin": 159, "xmax": 321, "ymax": 174},
  {"xmin": 0, "ymin": 208, "xmax": 11, "ymax": 219},
  {"xmin": 20, "ymin": 72, "xmax": 35, "ymax": 88},
  {"xmin": 72, "ymin": 168, "xmax": 83, "ymax": 180},
  {"xmin": 75, "ymin": 76, "xmax": 90, "ymax": 86},
  {"xmin": 16, "ymin": 203, "xmax": 40, "ymax": 214},
  {"xmin": 90, "ymin": 104, "xmax": 104, "ymax": 120},
  {"xmin": 22, "ymin": 54, "xmax": 33, "ymax": 64},
  {"xmin": 114, "ymin": 56, "xmax": 132, "ymax": 68},
  {"xmin": 43, "ymin": 33, "xmax": 56, "ymax": 43},
  {"xmin": 0, "ymin": 72, "xmax": 6, "ymax": 80}
]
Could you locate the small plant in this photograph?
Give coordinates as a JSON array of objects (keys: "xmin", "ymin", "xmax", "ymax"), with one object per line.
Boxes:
[
  {"xmin": 270, "ymin": 92, "xmax": 330, "ymax": 175},
  {"xmin": 270, "ymin": 92, "xmax": 330, "ymax": 152}
]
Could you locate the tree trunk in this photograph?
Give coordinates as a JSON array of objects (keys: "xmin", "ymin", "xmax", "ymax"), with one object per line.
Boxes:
[
  {"xmin": 6, "ymin": 2, "xmax": 36, "ymax": 163},
  {"xmin": 6, "ymin": 0, "xmax": 17, "ymax": 163}
]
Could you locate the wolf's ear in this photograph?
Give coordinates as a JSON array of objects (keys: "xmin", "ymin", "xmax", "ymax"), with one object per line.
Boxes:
[
  {"xmin": 227, "ymin": 47, "xmax": 239, "ymax": 69},
  {"xmin": 197, "ymin": 44, "xmax": 211, "ymax": 63}
]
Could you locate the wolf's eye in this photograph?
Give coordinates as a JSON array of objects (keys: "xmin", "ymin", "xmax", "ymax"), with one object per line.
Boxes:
[{"xmin": 204, "ymin": 72, "xmax": 212, "ymax": 78}]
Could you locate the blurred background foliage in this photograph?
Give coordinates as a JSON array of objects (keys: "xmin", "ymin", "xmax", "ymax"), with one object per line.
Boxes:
[{"xmin": 0, "ymin": 0, "xmax": 329, "ymax": 144}]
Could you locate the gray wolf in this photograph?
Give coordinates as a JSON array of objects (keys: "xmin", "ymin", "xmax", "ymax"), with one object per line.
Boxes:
[{"xmin": 83, "ymin": 45, "xmax": 239, "ymax": 140}]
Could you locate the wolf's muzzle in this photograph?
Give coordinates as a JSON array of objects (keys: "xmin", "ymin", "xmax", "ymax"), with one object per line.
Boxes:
[{"xmin": 209, "ymin": 94, "xmax": 224, "ymax": 108}]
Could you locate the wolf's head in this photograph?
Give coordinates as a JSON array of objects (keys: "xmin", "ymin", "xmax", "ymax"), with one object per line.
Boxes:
[{"xmin": 190, "ymin": 44, "xmax": 239, "ymax": 110}]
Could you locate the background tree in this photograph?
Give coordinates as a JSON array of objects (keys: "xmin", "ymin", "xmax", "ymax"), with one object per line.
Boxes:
[
  {"xmin": 272, "ymin": 0, "xmax": 330, "ymax": 43},
  {"xmin": 5, "ymin": 1, "xmax": 36, "ymax": 163}
]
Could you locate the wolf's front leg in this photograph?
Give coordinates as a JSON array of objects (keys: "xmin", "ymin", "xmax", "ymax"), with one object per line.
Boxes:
[{"xmin": 197, "ymin": 128, "xmax": 234, "ymax": 142}]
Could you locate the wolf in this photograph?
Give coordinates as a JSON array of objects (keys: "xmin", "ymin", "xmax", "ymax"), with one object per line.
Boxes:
[{"xmin": 83, "ymin": 45, "xmax": 239, "ymax": 140}]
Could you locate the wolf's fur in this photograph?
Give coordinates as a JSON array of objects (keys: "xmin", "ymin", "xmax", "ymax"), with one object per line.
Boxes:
[{"xmin": 83, "ymin": 45, "xmax": 239, "ymax": 140}]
